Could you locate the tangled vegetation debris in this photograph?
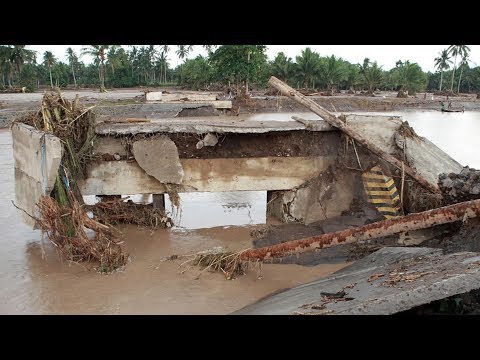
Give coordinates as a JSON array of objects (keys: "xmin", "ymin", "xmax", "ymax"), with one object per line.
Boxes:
[
  {"xmin": 15, "ymin": 90, "xmax": 128, "ymax": 273},
  {"xmin": 88, "ymin": 197, "xmax": 172, "ymax": 228}
]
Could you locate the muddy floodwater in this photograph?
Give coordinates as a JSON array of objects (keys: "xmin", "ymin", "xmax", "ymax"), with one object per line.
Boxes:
[
  {"xmin": 1, "ymin": 109, "xmax": 479, "ymax": 314},
  {"xmin": 0, "ymin": 129, "xmax": 345, "ymax": 314}
]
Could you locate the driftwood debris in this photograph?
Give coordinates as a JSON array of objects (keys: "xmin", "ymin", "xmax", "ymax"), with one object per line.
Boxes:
[
  {"xmin": 239, "ymin": 198, "xmax": 480, "ymax": 261},
  {"xmin": 268, "ymin": 76, "xmax": 440, "ymax": 194}
]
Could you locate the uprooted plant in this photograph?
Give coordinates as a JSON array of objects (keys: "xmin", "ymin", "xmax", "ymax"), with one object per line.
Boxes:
[{"xmin": 15, "ymin": 90, "xmax": 129, "ymax": 273}]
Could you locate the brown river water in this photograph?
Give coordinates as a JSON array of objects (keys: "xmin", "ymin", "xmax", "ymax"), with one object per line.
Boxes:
[
  {"xmin": 1, "ymin": 109, "xmax": 478, "ymax": 314},
  {"xmin": 0, "ymin": 129, "xmax": 345, "ymax": 314}
]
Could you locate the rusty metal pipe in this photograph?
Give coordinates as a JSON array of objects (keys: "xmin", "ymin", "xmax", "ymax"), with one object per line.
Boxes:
[{"xmin": 240, "ymin": 198, "xmax": 480, "ymax": 261}]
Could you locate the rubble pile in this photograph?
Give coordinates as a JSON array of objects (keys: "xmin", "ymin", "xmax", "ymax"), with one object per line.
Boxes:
[{"xmin": 439, "ymin": 166, "xmax": 480, "ymax": 203}]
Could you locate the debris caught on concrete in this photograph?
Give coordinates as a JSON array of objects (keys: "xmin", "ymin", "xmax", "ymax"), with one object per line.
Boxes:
[
  {"xmin": 14, "ymin": 91, "xmax": 128, "ymax": 273},
  {"xmin": 268, "ymin": 76, "xmax": 441, "ymax": 194},
  {"xmin": 87, "ymin": 197, "xmax": 173, "ymax": 228}
]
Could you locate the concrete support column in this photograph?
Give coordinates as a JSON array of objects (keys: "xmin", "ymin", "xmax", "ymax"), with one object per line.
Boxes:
[{"xmin": 152, "ymin": 194, "xmax": 165, "ymax": 211}]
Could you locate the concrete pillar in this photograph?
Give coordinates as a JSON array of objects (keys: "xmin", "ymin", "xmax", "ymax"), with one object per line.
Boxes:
[{"xmin": 152, "ymin": 194, "xmax": 165, "ymax": 211}]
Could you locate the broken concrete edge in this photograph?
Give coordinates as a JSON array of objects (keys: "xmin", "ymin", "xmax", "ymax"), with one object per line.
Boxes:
[
  {"xmin": 79, "ymin": 156, "xmax": 335, "ymax": 195},
  {"xmin": 11, "ymin": 121, "xmax": 62, "ymax": 193},
  {"xmin": 232, "ymin": 247, "xmax": 480, "ymax": 315},
  {"xmin": 10, "ymin": 122, "xmax": 64, "ymax": 229},
  {"xmin": 94, "ymin": 119, "xmax": 335, "ymax": 135},
  {"xmin": 132, "ymin": 135, "xmax": 185, "ymax": 185}
]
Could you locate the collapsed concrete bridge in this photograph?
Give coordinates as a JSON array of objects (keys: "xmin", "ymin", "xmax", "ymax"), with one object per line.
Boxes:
[{"xmin": 11, "ymin": 109, "xmax": 462, "ymax": 229}]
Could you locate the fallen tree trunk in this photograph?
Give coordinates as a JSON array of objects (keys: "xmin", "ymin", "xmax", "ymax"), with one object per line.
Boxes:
[
  {"xmin": 240, "ymin": 198, "xmax": 480, "ymax": 261},
  {"xmin": 268, "ymin": 76, "xmax": 440, "ymax": 194}
]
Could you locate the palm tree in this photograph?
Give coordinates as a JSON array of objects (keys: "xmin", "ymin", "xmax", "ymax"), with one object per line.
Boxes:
[
  {"xmin": 66, "ymin": 47, "xmax": 78, "ymax": 87},
  {"xmin": 359, "ymin": 58, "xmax": 383, "ymax": 93},
  {"xmin": 81, "ymin": 45, "xmax": 112, "ymax": 91},
  {"xmin": 271, "ymin": 52, "xmax": 294, "ymax": 82},
  {"xmin": 434, "ymin": 49, "xmax": 452, "ymax": 91},
  {"xmin": 106, "ymin": 47, "xmax": 122, "ymax": 76},
  {"xmin": 43, "ymin": 51, "xmax": 56, "ymax": 88},
  {"xmin": 160, "ymin": 45, "xmax": 170, "ymax": 83},
  {"xmin": 9, "ymin": 45, "xmax": 36, "ymax": 75},
  {"xmin": 176, "ymin": 45, "xmax": 193, "ymax": 60},
  {"xmin": 318, "ymin": 55, "xmax": 344, "ymax": 91},
  {"xmin": 457, "ymin": 53, "xmax": 470, "ymax": 94},
  {"xmin": 295, "ymin": 47, "xmax": 321, "ymax": 89},
  {"xmin": 448, "ymin": 45, "xmax": 471, "ymax": 92},
  {"xmin": 0, "ymin": 46, "xmax": 12, "ymax": 87},
  {"xmin": 344, "ymin": 63, "xmax": 360, "ymax": 92},
  {"xmin": 157, "ymin": 51, "xmax": 168, "ymax": 84},
  {"xmin": 203, "ymin": 45, "xmax": 217, "ymax": 55}
]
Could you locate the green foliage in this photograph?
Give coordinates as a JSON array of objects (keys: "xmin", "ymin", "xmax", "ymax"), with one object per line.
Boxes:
[
  {"xmin": 209, "ymin": 45, "xmax": 268, "ymax": 87},
  {"xmin": 294, "ymin": 47, "xmax": 321, "ymax": 88},
  {"xmin": 270, "ymin": 52, "xmax": 295, "ymax": 83},
  {"xmin": 19, "ymin": 64, "xmax": 38, "ymax": 91},
  {"xmin": 317, "ymin": 55, "xmax": 345, "ymax": 91},
  {"xmin": 3, "ymin": 45, "xmax": 480, "ymax": 95},
  {"xmin": 359, "ymin": 58, "xmax": 384, "ymax": 93},
  {"xmin": 390, "ymin": 60, "xmax": 427, "ymax": 94},
  {"xmin": 176, "ymin": 56, "xmax": 213, "ymax": 90}
]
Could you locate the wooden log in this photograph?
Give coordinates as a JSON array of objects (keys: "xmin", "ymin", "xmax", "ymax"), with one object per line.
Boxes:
[
  {"xmin": 268, "ymin": 76, "xmax": 440, "ymax": 194},
  {"xmin": 240, "ymin": 198, "xmax": 480, "ymax": 261}
]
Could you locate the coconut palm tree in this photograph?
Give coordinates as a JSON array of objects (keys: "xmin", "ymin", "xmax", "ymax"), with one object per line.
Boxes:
[
  {"xmin": 295, "ymin": 47, "xmax": 321, "ymax": 89},
  {"xmin": 81, "ymin": 45, "xmax": 112, "ymax": 91},
  {"xmin": 318, "ymin": 55, "xmax": 345, "ymax": 91},
  {"xmin": 203, "ymin": 45, "xmax": 217, "ymax": 55},
  {"xmin": 457, "ymin": 53, "xmax": 470, "ymax": 93},
  {"xmin": 271, "ymin": 52, "xmax": 294, "ymax": 82},
  {"xmin": 0, "ymin": 46, "xmax": 12, "ymax": 87},
  {"xmin": 157, "ymin": 51, "xmax": 168, "ymax": 83},
  {"xmin": 359, "ymin": 58, "xmax": 383, "ymax": 93},
  {"xmin": 43, "ymin": 51, "xmax": 56, "ymax": 88},
  {"xmin": 106, "ymin": 46, "xmax": 124, "ymax": 80},
  {"xmin": 160, "ymin": 45, "xmax": 170, "ymax": 83},
  {"xmin": 66, "ymin": 47, "xmax": 78, "ymax": 87},
  {"xmin": 9, "ymin": 45, "xmax": 36, "ymax": 75},
  {"xmin": 176, "ymin": 45, "xmax": 193, "ymax": 60},
  {"xmin": 434, "ymin": 49, "xmax": 452, "ymax": 91},
  {"xmin": 448, "ymin": 45, "xmax": 471, "ymax": 92}
]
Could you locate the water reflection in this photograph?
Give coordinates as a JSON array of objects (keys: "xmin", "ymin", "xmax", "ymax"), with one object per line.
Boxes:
[{"xmin": 165, "ymin": 191, "xmax": 266, "ymax": 230}]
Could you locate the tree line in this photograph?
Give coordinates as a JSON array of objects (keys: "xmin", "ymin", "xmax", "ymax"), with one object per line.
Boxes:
[{"xmin": 1, "ymin": 45, "xmax": 479, "ymax": 94}]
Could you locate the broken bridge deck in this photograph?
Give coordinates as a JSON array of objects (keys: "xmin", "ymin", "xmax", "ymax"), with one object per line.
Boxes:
[
  {"xmin": 232, "ymin": 247, "xmax": 480, "ymax": 315},
  {"xmin": 95, "ymin": 115, "xmax": 335, "ymax": 135}
]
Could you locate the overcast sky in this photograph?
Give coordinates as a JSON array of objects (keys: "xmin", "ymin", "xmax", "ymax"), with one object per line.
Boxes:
[{"xmin": 26, "ymin": 45, "xmax": 479, "ymax": 72}]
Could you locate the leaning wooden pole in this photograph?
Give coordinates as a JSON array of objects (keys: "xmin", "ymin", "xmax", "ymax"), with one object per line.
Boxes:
[
  {"xmin": 240, "ymin": 198, "xmax": 480, "ymax": 261},
  {"xmin": 268, "ymin": 76, "xmax": 440, "ymax": 194}
]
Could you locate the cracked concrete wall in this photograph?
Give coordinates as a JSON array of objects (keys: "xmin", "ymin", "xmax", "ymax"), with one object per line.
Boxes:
[
  {"xmin": 268, "ymin": 170, "xmax": 356, "ymax": 225},
  {"xmin": 11, "ymin": 122, "xmax": 63, "ymax": 228}
]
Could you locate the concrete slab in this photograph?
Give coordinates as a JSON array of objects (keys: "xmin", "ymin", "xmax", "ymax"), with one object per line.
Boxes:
[
  {"xmin": 11, "ymin": 122, "xmax": 62, "ymax": 228},
  {"xmin": 79, "ymin": 156, "xmax": 336, "ymax": 195},
  {"xmin": 95, "ymin": 117, "xmax": 335, "ymax": 135},
  {"xmin": 14, "ymin": 168, "xmax": 42, "ymax": 228},
  {"xmin": 344, "ymin": 114, "xmax": 462, "ymax": 189},
  {"xmin": 132, "ymin": 136, "xmax": 184, "ymax": 185},
  {"xmin": 11, "ymin": 122, "xmax": 62, "ymax": 192},
  {"xmin": 146, "ymin": 92, "xmax": 218, "ymax": 102},
  {"xmin": 233, "ymin": 247, "xmax": 480, "ymax": 315}
]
